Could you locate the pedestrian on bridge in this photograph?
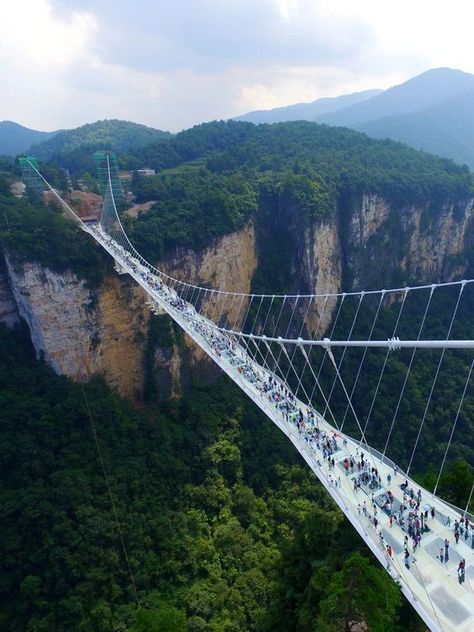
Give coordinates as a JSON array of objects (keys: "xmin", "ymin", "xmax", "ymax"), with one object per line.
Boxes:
[
  {"xmin": 404, "ymin": 549, "xmax": 410, "ymax": 569},
  {"xmin": 444, "ymin": 538, "xmax": 450, "ymax": 561}
]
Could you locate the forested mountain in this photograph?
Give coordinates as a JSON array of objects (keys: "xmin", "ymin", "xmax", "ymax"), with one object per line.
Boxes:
[
  {"xmin": 232, "ymin": 68, "xmax": 474, "ymax": 168},
  {"xmin": 355, "ymin": 89, "xmax": 474, "ymax": 168},
  {"xmin": 31, "ymin": 119, "xmax": 171, "ymax": 175},
  {"xmin": 122, "ymin": 120, "xmax": 473, "ymax": 258},
  {"xmin": 1, "ymin": 120, "xmax": 474, "ymax": 630},
  {"xmin": 233, "ymin": 89, "xmax": 382, "ymax": 124},
  {"xmin": 0, "ymin": 120, "xmax": 58, "ymax": 156},
  {"xmin": 0, "ymin": 322, "xmax": 417, "ymax": 632}
]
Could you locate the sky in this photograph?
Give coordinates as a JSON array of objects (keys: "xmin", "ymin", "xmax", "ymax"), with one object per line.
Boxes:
[{"xmin": 1, "ymin": 0, "xmax": 473, "ymax": 132}]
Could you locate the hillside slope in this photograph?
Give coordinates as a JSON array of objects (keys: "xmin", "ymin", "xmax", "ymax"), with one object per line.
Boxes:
[
  {"xmin": 32, "ymin": 119, "xmax": 171, "ymax": 175},
  {"xmin": 355, "ymin": 89, "xmax": 474, "ymax": 169},
  {"xmin": 0, "ymin": 121, "xmax": 58, "ymax": 156}
]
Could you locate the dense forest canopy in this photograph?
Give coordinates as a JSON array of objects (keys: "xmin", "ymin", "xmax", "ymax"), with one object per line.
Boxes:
[
  {"xmin": 0, "ymin": 323, "xmax": 421, "ymax": 632},
  {"xmin": 31, "ymin": 119, "xmax": 170, "ymax": 177},
  {"xmin": 121, "ymin": 121, "xmax": 473, "ymax": 259}
]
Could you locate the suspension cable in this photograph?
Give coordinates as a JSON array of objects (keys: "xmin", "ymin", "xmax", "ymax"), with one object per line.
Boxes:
[
  {"xmin": 81, "ymin": 388, "xmax": 140, "ymax": 607},
  {"xmin": 382, "ymin": 286, "xmax": 435, "ymax": 458},
  {"xmin": 340, "ymin": 291, "xmax": 385, "ymax": 430},
  {"xmin": 362, "ymin": 289, "xmax": 409, "ymax": 437},
  {"xmin": 433, "ymin": 358, "xmax": 474, "ymax": 496},
  {"xmin": 407, "ymin": 283, "xmax": 465, "ymax": 475}
]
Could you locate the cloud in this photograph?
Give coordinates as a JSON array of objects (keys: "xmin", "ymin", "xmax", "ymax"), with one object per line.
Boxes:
[
  {"xmin": 52, "ymin": 0, "xmax": 374, "ymax": 70},
  {"xmin": 0, "ymin": 0, "xmax": 95, "ymax": 70},
  {"xmin": 0, "ymin": 0, "xmax": 98, "ymax": 130},
  {"xmin": 1, "ymin": 0, "xmax": 473, "ymax": 131}
]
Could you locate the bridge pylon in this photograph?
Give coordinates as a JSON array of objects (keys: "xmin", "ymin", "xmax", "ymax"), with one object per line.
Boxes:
[
  {"xmin": 18, "ymin": 156, "xmax": 45, "ymax": 198},
  {"xmin": 93, "ymin": 151, "xmax": 126, "ymax": 229}
]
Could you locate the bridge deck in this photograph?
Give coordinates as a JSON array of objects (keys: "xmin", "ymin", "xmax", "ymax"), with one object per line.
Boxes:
[{"xmin": 87, "ymin": 224, "xmax": 474, "ymax": 632}]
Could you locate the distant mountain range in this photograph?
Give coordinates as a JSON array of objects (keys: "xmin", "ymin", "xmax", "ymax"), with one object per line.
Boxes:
[
  {"xmin": 0, "ymin": 121, "xmax": 59, "ymax": 157},
  {"xmin": 353, "ymin": 88, "xmax": 474, "ymax": 169},
  {"xmin": 2, "ymin": 68, "xmax": 473, "ymax": 171},
  {"xmin": 235, "ymin": 68, "xmax": 474, "ymax": 169},
  {"xmin": 233, "ymin": 89, "xmax": 382, "ymax": 124}
]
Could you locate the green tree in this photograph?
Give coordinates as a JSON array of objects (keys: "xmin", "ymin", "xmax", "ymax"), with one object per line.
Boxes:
[
  {"xmin": 317, "ymin": 552, "xmax": 401, "ymax": 632},
  {"xmin": 133, "ymin": 606, "xmax": 187, "ymax": 632}
]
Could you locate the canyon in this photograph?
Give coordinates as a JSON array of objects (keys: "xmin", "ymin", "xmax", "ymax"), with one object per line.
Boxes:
[{"xmin": 1, "ymin": 193, "xmax": 473, "ymax": 400}]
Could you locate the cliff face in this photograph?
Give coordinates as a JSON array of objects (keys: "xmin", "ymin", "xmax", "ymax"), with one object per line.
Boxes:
[
  {"xmin": 345, "ymin": 194, "xmax": 474, "ymax": 289},
  {"xmin": 300, "ymin": 214, "xmax": 342, "ymax": 337},
  {"xmin": 0, "ymin": 255, "xmax": 19, "ymax": 327},
  {"xmin": 1, "ymin": 223, "xmax": 258, "ymax": 399},
  {"xmin": 163, "ymin": 222, "xmax": 257, "ymax": 336},
  {"xmin": 1, "ymin": 195, "xmax": 473, "ymax": 399},
  {"xmin": 5, "ymin": 256, "xmax": 149, "ymax": 399}
]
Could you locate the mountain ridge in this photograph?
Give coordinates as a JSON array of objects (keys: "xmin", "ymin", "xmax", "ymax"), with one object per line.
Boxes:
[
  {"xmin": 0, "ymin": 121, "xmax": 59, "ymax": 157},
  {"xmin": 233, "ymin": 89, "xmax": 382, "ymax": 124},
  {"xmin": 30, "ymin": 118, "xmax": 171, "ymax": 175},
  {"xmin": 315, "ymin": 67, "xmax": 474, "ymax": 127}
]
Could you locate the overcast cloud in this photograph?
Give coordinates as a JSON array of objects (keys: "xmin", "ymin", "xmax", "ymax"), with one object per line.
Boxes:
[{"xmin": 1, "ymin": 0, "xmax": 473, "ymax": 131}]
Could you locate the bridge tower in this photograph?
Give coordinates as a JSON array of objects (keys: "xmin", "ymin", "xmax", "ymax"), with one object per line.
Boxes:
[
  {"xmin": 18, "ymin": 156, "xmax": 45, "ymax": 198},
  {"xmin": 93, "ymin": 152, "xmax": 126, "ymax": 230}
]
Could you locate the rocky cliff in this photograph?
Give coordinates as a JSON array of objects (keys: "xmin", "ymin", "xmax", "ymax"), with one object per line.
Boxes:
[
  {"xmin": 345, "ymin": 194, "xmax": 474, "ymax": 289},
  {"xmin": 1, "ymin": 194, "xmax": 473, "ymax": 399},
  {"xmin": 0, "ymin": 254, "xmax": 19, "ymax": 327},
  {"xmin": 5, "ymin": 255, "xmax": 149, "ymax": 399},
  {"xmin": 1, "ymin": 223, "xmax": 258, "ymax": 399}
]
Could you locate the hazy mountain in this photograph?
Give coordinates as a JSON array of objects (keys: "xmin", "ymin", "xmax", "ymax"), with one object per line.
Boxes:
[
  {"xmin": 355, "ymin": 89, "xmax": 474, "ymax": 169},
  {"xmin": 0, "ymin": 121, "xmax": 58, "ymax": 156},
  {"xmin": 233, "ymin": 89, "xmax": 382, "ymax": 124},
  {"xmin": 315, "ymin": 68, "xmax": 474, "ymax": 127},
  {"xmin": 231, "ymin": 68, "xmax": 474, "ymax": 168}
]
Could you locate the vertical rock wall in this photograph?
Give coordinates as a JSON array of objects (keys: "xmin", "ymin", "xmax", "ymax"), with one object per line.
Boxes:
[
  {"xmin": 5, "ymin": 255, "xmax": 149, "ymax": 399},
  {"xmin": 1, "ymin": 195, "xmax": 473, "ymax": 400},
  {"xmin": 1, "ymin": 223, "xmax": 258, "ymax": 399},
  {"xmin": 0, "ymin": 254, "xmax": 19, "ymax": 327}
]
